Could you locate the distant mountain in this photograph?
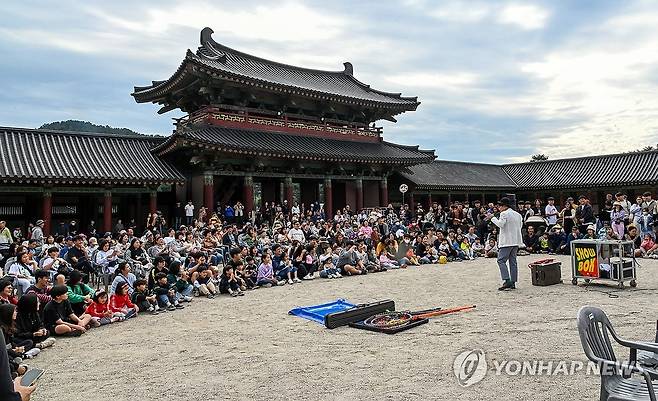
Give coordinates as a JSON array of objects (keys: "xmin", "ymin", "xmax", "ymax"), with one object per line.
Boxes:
[{"xmin": 39, "ymin": 120, "xmax": 143, "ymax": 136}]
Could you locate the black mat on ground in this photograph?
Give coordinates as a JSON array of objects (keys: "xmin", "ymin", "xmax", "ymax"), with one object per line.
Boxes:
[{"xmin": 324, "ymin": 299, "xmax": 395, "ymax": 329}]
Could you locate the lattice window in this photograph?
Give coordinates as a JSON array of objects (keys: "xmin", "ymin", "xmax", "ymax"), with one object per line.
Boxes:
[
  {"xmin": 52, "ymin": 205, "xmax": 77, "ymax": 215},
  {"xmin": 98, "ymin": 205, "xmax": 119, "ymax": 214},
  {"xmin": 0, "ymin": 205, "xmax": 23, "ymax": 216}
]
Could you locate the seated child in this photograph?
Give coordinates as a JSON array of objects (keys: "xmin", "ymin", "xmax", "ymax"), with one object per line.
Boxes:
[
  {"xmin": 640, "ymin": 233, "xmax": 657, "ymax": 257},
  {"xmin": 15, "ymin": 294, "xmax": 56, "ymax": 350},
  {"xmin": 232, "ymin": 260, "xmax": 250, "ymax": 291},
  {"xmin": 460, "ymin": 237, "xmax": 474, "ymax": 260},
  {"xmin": 219, "ymin": 265, "xmax": 244, "ymax": 297},
  {"xmin": 319, "ymin": 256, "xmax": 340, "ymax": 278},
  {"xmin": 167, "ymin": 261, "xmax": 194, "ymax": 303},
  {"xmin": 153, "ymin": 272, "xmax": 183, "ymax": 311},
  {"xmin": 0, "ymin": 303, "xmax": 41, "ymax": 361},
  {"xmin": 256, "ymin": 254, "xmax": 284, "ymax": 287},
  {"xmin": 485, "ymin": 239, "xmax": 498, "ymax": 258},
  {"xmin": 472, "ymin": 238, "xmax": 485, "ymax": 257},
  {"xmin": 109, "ymin": 282, "xmax": 138, "ymax": 319},
  {"xmin": 66, "ymin": 270, "xmax": 94, "ymax": 316},
  {"xmin": 194, "ymin": 267, "xmax": 218, "ymax": 298},
  {"xmin": 131, "ymin": 279, "xmax": 160, "ymax": 314},
  {"xmin": 85, "ymin": 289, "xmax": 124, "ymax": 325},
  {"xmin": 43, "ymin": 284, "xmax": 95, "ymax": 336},
  {"xmin": 243, "ymin": 256, "xmax": 259, "ymax": 288},
  {"xmin": 277, "ymin": 252, "xmax": 301, "ymax": 284},
  {"xmin": 539, "ymin": 233, "xmax": 550, "ymax": 253}
]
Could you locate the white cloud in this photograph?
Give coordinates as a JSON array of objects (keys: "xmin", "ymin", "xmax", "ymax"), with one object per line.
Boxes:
[
  {"xmin": 385, "ymin": 71, "xmax": 479, "ymax": 90},
  {"xmin": 429, "ymin": 1, "xmax": 492, "ymax": 23},
  {"xmin": 497, "ymin": 4, "xmax": 550, "ymax": 30},
  {"xmin": 89, "ymin": 2, "xmax": 347, "ymax": 42}
]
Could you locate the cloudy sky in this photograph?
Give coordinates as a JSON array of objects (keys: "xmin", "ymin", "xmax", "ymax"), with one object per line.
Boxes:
[{"xmin": 1, "ymin": 0, "xmax": 658, "ymax": 163}]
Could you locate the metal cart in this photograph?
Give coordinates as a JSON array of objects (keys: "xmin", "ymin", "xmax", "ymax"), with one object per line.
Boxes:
[{"xmin": 570, "ymin": 239, "xmax": 637, "ymax": 288}]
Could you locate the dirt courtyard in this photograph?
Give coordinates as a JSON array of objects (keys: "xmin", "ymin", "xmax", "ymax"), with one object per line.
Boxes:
[{"xmin": 30, "ymin": 255, "xmax": 658, "ymax": 401}]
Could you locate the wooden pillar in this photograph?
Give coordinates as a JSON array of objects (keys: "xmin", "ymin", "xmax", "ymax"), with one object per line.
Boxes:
[
  {"xmin": 559, "ymin": 191, "xmax": 565, "ymax": 207},
  {"xmin": 203, "ymin": 174, "xmax": 214, "ymax": 213},
  {"xmin": 379, "ymin": 178, "xmax": 388, "ymax": 207},
  {"xmin": 103, "ymin": 190, "xmax": 112, "ymax": 233},
  {"xmin": 43, "ymin": 191, "xmax": 52, "ymax": 236},
  {"xmin": 481, "ymin": 193, "xmax": 486, "ymax": 204},
  {"xmin": 149, "ymin": 191, "xmax": 158, "ymax": 215},
  {"xmin": 324, "ymin": 178, "xmax": 333, "ymax": 219},
  {"xmin": 448, "ymin": 192, "xmax": 452, "ymax": 205},
  {"xmin": 284, "ymin": 176, "xmax": 294, "ymax": 207},
  {"xmin": 465, "ymin": 193, "xmax": 470, "ymax": 204},
  {"xmin": 355, "ymin": 178, "xmax": 363, "ymax": 211},
  {"xmin": 409, "ymin": 192, "xmax": 415, "ymax": 212},
  {"xmin": 243, "ymin": 175, "xmax": 254, "ymax": 216},
  {"xmin": 428, "ymin": 192, "xmax": 433, "ymax": 208}
]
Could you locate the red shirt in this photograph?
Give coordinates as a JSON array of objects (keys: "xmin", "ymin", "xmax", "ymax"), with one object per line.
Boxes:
[
  {"xmin": 109, "ymin": 293, "xmax": 135, "ymax": 312},
  {"xmin": 85, "ymin": 301, "xmax": 110, "ymax": 318}
]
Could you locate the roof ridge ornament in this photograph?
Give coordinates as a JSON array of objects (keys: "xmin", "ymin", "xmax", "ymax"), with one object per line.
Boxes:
[
  {"xmin": 197, "ymin": 27, "xmax": 227, "ymax": 63},
  {"xmin": 342, "ymin": 62, "xmax": 353, "ymax": 76}
]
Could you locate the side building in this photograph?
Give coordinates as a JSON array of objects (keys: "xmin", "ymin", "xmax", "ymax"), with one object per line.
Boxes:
[{"xmin": 398, "ymin": 150, "xmax": 658, "ymax": 211}]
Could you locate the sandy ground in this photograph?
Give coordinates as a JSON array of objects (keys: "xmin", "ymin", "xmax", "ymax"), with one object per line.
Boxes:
[{"xmin": 29, "ymin": 254, "xmax": 658, "ymax": 401}]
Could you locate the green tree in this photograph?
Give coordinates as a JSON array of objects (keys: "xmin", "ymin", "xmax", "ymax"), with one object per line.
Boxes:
[
  {"xmin": 39, "ymin": 120, "xmax": 142, "ymax": 136},
  {"xmin": 529, "ymin": 154, "xmax": 549, "ymax": 162}
]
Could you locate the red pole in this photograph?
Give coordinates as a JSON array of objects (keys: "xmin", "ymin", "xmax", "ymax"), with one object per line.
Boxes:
[
  {"xmin": 355, "ymin": 178, "xmax": 363, "ymax": 211},
  {"xmin": 43, "ymin": 191, "xmax": 52, "ymax": 236},
  {"xmin": 149, "ymin": 191, "xmax": 157, "ymax": 214},
  {"xmin": 380, "ymin": 178, "xmax": 388, "ymax": 207},
  {"xmin": 243, "ymin": 175, "xmax": 254, "ymax": 215},
  {"xmin": 103, "ymin": 191, "xmax": 112, "ymax": 233},
  {"xmin": 285, "ymin": 177, "xmax": 294, "ymax": 206},
  {"xmin": 324, "ymin": 178, "xmax": 333, "ymax": 220},
  {"xmin": 203, "ymin": 174, "xmax": 214, "ymax": 213}
]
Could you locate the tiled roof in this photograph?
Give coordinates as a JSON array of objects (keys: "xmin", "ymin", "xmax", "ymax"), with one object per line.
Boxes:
[
  {"xmin": 133, "ymin": 28, "xmax": 419, "ymax": 111},
  {"xmin": 0, "ymin": 127, "xmax": 185, "ymax": 185},
  {"xmin": 502, "ymin": 150, "xmax": 658, "ymax": 189},
  {"xmin": 154, "ymin": 126, "xmax": 436, "ymax": 165},
  {"xmin": 402, "ymin": 161, "xmax": 516, "ymax": 190},
  {"xmin": 403, "ymin": 151, "xmax": 658, "ymax": 191}
]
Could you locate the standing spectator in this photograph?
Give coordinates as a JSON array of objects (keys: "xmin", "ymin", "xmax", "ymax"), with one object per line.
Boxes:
[
  {"xmin": 599, "ymin": 193, "xmax": 613, "ymax": 225},
  {"xmin": 544, "ymin": 197, "xmax": 558, "ymax": 228},
  {"xmin": 610, "ymin": 202, "xmax": 626, "ymax": 239},
  {"xmin": 184, "ymin": 201, "xmax": 194, "ymax": 226},
  {"xmin": 174, "ymin": 202, "xmax": 184, "ymax": 229},
  {"xmin": 630, "ymin": 195, "xmax": 643, "ymax": 225},
  {"xmin": 0, "ymin": 221, "xmax": 12, "ymax": 259},
  {"xmin": 576, "ymin": 195, "xmax": 595, "ymax": 233},
  {"xmin": 31, "ymin": 220, "xmax": 45, "ymax": 248}
]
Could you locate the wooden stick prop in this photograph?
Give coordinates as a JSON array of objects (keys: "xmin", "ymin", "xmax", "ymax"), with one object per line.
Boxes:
[{"xmin": 363, "ymin": 305, "xmax": 476, "ymax": 329}]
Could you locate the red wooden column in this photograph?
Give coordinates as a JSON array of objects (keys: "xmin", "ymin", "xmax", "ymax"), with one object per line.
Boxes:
[
  {"xmin": 103, "ymin": 190, "xmax": 112, "ymax": 233},
  {"xmin": 379, "ymin": 178, "xmax": 388, "ymax": 207},
  {"xmin": 42, "ymin": 191, "xmax": 52, "ymax": 235},
  {"xmin": 285, "ymin": 176, "xmax": 294, "ymax": 207},
  {"xmin": 149, "ymin": 191, "xmax": 157, "ymax": 214},
  {"xmin": 243, "ymin": 175, "xmax": 254, "ymax": 217},
  {"xmin": 203, "ymin": 174, "xmax": 214, "ymax": 213},
  {"xmin": 324, "ymin": 178, "xmax": 333, "ymax": 219},
  {"xmin": 355, "ymin": 178, "xmax": 363, "ymax": 211}
]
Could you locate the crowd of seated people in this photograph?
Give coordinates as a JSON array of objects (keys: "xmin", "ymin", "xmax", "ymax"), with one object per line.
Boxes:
[{"xmin": 0, "ymin": 190, "xmax": 656, "ymax": 397}]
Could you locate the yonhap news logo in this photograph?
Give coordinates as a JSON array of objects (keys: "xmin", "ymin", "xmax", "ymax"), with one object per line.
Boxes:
[
  {"xmin": 453, "ymin": 349, "xmax": 608, "ymax": 387},
  {"xmin": 453, "ymin": 349, "xmax": 487, "ymax": 387}
]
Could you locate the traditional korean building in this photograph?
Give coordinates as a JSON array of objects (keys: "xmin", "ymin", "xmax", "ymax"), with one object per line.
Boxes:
[
  {"xmin": 0, "ymin": 27, "xmax": 435, "ymax": 234},
  {"xmin": 0, "ymin": 127, "xmax": 184, "ymax": 234},
  {"xmin": 132, "ymin": 27, "xmax": 435, "ymax": 219},
  {"xmin": 398, "ymin": 150, "xmax": 658, "ymax": 211}
]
